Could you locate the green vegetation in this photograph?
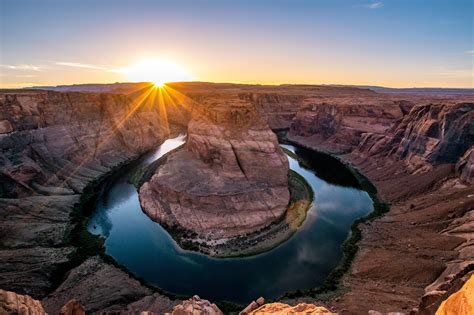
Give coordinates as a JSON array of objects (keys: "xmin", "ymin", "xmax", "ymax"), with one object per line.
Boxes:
[
  {"xmin": 129, "ymin": 166, "xmax": 146, "ymax": 188},
  {"xmin": 281, "ymin": 146, "xmax": 298, "ymax": 160},
  {"xmin": 288, "ymin": 169, "xmax": 314, "ymax": 201}
]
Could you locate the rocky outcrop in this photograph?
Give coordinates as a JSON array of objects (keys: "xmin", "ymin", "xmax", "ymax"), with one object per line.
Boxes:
[
  {"xmin": 435, "ymin": 274, "xmax": 474, "ymax": 315},
  {"xmin": 60, "ymin": 299, "xmax": 86, "ymax": 315},
  {"xmin": 239, "ymin": 93, "xmax": 306, "ymax": 129},
  {"xmin": 139, "ymin": 96, "xmax": 289, "ymax": 246},
  {"xmin": 248, "ymin": 302, "xmax": 332, "ymax": 314},
  {"xmin": 0, "ymin": 289, "xmax": 47, "ymax": 314},
  {"xmin": 168, "ymin": 295, "xmax": 222, "ymax": 315},
  {"xmin": 41, "ymin": 256, "xmax": 156, "ymax": 314},
  {"xmin": 288, "ymin": 100, "xmax": 406, "ymax": 154},
  {"xmin": 456, "ymin": 147, "xmax": 474, "ymax": 184},
  {"xmin": 387, "ymin": 103, "xmax": 473, "ymax": 173}
]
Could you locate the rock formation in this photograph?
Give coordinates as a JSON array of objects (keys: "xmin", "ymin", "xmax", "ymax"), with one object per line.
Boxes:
[
  {"xmin": 168, "ymin": 295, "xmax": 222, "ymax": 315},
  {"xmin": 435, "ymin": 274, "xmax": 474, "ymax": 315},
  {"xmin": 139, "ymin": 96, "xmax": 290, "ymax": 245},
  {"xmin": 247, "ymin": 302, "xmax": 332, "ymax": 314},
  {"xmin": 288, "ymin": 100, "xmax": 408, "ymax": 154},
  {"xmin": 60, "ymin": 299, "xmax": 86, "ymax": 315},
  {"xmin": 0, "ymin": 289, "xmax": 47, "ymax": 314}
]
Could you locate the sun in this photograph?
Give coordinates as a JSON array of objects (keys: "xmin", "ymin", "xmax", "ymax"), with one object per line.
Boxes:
[{"xmin": 122, "ymin": 59, "xmax": 194, "ymax": 87}]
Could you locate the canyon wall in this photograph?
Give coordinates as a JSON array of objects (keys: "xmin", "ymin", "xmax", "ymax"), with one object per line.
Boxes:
[
  {"xmin": 239, "ymin": 93, "xmax": 306, "ymax": 129},
  {"xmin": 285, "ymin": 98, "xmax": 474, "ymax": 313},
  {"xmin": 0, "ymin": 90, "xmax": 186, "ymax": 313},
  {"xmin": 139, "ymin": 96, "xmax": 290, "ymax": 244}
]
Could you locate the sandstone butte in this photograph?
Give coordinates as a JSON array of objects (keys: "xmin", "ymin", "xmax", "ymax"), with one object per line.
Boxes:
[{"xmin": 139, "ymin": 95, "xmax": 290, "ymax": 241}]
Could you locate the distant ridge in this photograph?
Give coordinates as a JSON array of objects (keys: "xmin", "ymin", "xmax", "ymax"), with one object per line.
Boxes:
[{"xmin": 4, "ymin": 81, "xmax": 473, "ymax": 96}]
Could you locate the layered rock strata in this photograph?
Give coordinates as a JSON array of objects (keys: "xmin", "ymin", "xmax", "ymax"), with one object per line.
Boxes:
[
  {"xmin": 285, "ymin": 100, "xmax": 474, "ymax": 313},
  {"xmin": 0, "ymin": 89, "xmax": 182, "ymax": 312},
  {"xmin": 139, "ymin": 96, "xmax": 290, "ymax": 249}
]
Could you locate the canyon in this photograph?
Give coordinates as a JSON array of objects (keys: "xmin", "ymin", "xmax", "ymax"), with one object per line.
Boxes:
[{"xmin": 0, "ymin": 83, "xmax": 472, "ymax": 314}]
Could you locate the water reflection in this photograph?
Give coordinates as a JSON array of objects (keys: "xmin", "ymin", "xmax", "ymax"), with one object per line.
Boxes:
[{"xmin": 88, "ymin": 136, "xmax": 373, "ymax": 304}]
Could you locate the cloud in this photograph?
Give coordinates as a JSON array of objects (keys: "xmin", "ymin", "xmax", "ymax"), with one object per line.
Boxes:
[
  {"xmin": 15, "ymin": 74, "xmax": 37, "ymax": 78},
  {"xmin": 362, "ymin": 2, "xmax": 383, "ymax": 9},
  {"xmin": 465, "ymin": 50, "xmax": 474, "ymax": 56},
  {"xmin": 0, "ymin": 82, "xmax": 42, "ymax": 89},
  {"xmin": 0, "ymin": 64, "xmax": 42, "ymax": 71},
  {"xmin": 54, "ymin": 61, "xmax": 109, "ymax": 71}
]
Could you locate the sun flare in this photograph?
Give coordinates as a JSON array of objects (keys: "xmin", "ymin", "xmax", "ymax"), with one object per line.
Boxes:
[{"xmin": 122, "ymin": 59, "xmax": 194, "ymax": 86}]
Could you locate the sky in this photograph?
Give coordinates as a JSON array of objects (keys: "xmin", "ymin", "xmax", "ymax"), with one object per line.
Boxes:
[{"xmin": 0, "ymin": 0, "xmax": 472, "ymax": 88}]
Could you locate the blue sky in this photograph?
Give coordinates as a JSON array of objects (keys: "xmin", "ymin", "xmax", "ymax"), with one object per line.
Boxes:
[{"xmin": 1, "ymin": 0, "xmax": 472, "ymax": 88}]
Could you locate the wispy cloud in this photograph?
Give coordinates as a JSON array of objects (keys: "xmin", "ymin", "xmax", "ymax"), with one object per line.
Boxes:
[
  {"xmin": 0, "ymin": 82, "xmax": 42, "ymax": 89},
  {"xmin": 362, "ymin": 2, "xmax": 383, "ymax": 9},
  {"xmin": 0, "ymin": 64, "xmax": 42, "ymax": 71},
  {"xmin": 54, "ymin": 61, "xmax": 109, "ymax": 71},
  {"xmin": 15, "ymin": 74, "xmax": 37, "ymax": 78},
  {"xmin": 465, "ymin": 50, "xmax": 474, "ymax": 56}
]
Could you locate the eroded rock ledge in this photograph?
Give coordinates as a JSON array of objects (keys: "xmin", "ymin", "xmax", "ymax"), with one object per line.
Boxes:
[{"xmin": 139, "ymin": 96, "xmax": 291, "ymax": 255}]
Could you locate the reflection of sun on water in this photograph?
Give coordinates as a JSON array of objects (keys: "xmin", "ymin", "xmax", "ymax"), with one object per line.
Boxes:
[{"xmin": 122, "ymin": 59, "xmax": 194, "ymax": 87}]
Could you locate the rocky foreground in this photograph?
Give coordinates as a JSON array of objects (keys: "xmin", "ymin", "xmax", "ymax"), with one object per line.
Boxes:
[
  {"xmin": 139, "ymin": 96, "xmax": 291, "ymax": 255},
  {"xmin": 2, "ymin": 275, "xmax": 474, "ymax": 314},
  {"xmin": 0, "ymin": 83, "xmax": 472, "ymax": 314}
]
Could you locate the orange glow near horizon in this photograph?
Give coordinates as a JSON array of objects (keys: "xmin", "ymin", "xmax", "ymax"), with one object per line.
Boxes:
[{"xmin": 120, "ymin": 59, "xmax": 195, "ymax": 87}]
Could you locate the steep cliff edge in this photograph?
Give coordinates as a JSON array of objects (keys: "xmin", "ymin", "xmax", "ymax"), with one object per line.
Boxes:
[
  {"xmin": 0, "ymin": 89, "xmax": 182, "ymax": 312},
  {"xmin": 139, "ymin": 96, "xmax": 290, "ymax": 255},
  {"xmin": 285, "ymin": 99, "xmax": 474, "ymax": 313}
]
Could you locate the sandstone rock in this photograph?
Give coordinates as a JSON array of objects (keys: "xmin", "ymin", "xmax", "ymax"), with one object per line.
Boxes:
[
  {"xmin": 117, "ymin": 293, "xmax": 181, "ymax": 315},
  {"xmin": 240, "ymin": 301, "xmax": 259, "ymax": 314},
  {"xmin": 240, "ymin": 93, "xmax": 306, "ymax": 129},
  {"xmin": 169, "ymin": 295, "xmax": 222, "ymax": 315},
  {"xmin": 139, "ymin": 96, "xmax": 290, "ymax": 242},
  {"xmin": 42, "ymin": 256, "xmax": 153, "ymax": 314},
  {"xmin": 288, "ymin": 100, "xmax": 405, "ymax": 154},
  {"xmin": 436, "ymin": 274, "xmax": 474, "ymax": 314},
  {"xmin": 456, "ymin": 147, "xmax": 474, "ymax": 184},
  {"xmin": 0, "ymin": 289, "xmax": 46, "ymax": 314},
  {"xmin": 60, "ymin": 299, "xmax": 85, "ymax": 315},
  {"xmin": 248, "ymin": 302, "xmax": 332, "ymax": 314},
  {"xmin": 0, "ymin": 119, "xmax": 13, "ymax": 134}
]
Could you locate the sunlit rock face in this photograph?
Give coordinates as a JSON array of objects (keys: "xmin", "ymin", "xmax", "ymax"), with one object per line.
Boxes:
[
  {"xmin": 247, "ymin": 302, "xmax": 332, "ymax": 314},
  {"xmin": 435, "ymin": 274, "xmax": 474, "ymax": 315},
  {"xmin": 139, "ymin": 96, "xmax": 290, "ymax": 240}
]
